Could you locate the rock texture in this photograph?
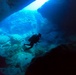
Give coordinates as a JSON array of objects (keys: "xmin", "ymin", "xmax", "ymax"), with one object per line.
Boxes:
[
  {"xmin": 25, "ymin": 44, "xmax": 76, "ymax": 75},
  {"xmin": 38, "ymin": 0, "xmax": 76, "ymax": 36},
  {"xmin": 0, "ymin": 0, "xmax": 34, "ymax": 21}
]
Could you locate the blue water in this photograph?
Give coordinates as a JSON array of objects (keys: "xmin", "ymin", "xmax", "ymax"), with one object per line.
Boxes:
[{"xmin": 0, "ymin": 0, "xmax": 76, "ymax": 75}]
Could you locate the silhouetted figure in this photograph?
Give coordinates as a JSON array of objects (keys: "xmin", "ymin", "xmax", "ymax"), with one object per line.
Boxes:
[{"xmin": 24, "ymin": 33, "xmax": 41, "ymax": 50}]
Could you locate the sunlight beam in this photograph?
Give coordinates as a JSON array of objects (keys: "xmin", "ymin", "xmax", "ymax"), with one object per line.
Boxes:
[{"xmin": 24, "ymin": 0, "xmax": 48, "ymax": 10}]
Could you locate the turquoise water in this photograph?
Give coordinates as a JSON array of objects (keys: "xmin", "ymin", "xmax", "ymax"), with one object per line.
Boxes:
[
  {"xmin": 0, "ymin": 0, "xmax": 76, "ymax": 75},
  {"xmin": 0, "ymin": 9, "xmax": 52, "ymax": 75}
]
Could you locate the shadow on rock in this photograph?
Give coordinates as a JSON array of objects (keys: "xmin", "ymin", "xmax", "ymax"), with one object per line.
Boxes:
[
  {"xmin": 25, "ymin": 43, "xmax": 76, "ymax": 75},
  {"xmin": 0, "ymin": 56, "xmax": 7, "ymax": 68}
]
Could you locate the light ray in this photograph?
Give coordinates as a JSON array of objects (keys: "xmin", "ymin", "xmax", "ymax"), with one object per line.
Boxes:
[{"xmin": 24, "ymin": 0, "xmax": 48, "ymax": 10}]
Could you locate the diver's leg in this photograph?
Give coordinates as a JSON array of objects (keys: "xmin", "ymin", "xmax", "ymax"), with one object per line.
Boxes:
[
  {"xmin": 24, "ymin": 44, "xmax": 30, "ymax": 46},
  {"xmin": 29, "ymin": 43, "xmax": 33, "ymax": 48},
  {"xmin": 24, "ymin": 44, "xmax": 33, "ymax": 50},
  {"xmin": 23, "ymin": 43, "xmax": 34, "ymax": 50}
]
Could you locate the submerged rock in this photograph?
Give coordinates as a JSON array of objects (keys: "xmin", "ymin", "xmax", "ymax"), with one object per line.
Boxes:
[
  {"xmin": 10, "ymin": 34, "xmax": 23, "ymax": 45},
  {"xmin": 0, "ymin": 35, "xmax": 10, "ymax": 44},
  {"xmin": 25, "ymin": 43, "xmax": 76, "ymax": 75},
  {"xmin": 0, "ymin": 56, "xmax": 8, "ymax": 68},
  {"xmin": 0, "ymin": 0, "xmax": 34, "ymax": 21}
]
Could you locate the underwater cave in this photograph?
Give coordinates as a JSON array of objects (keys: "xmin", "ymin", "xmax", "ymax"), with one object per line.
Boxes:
[{"xmin": 0, "ymin": 0, "xmax": 76, "ymax": 75}]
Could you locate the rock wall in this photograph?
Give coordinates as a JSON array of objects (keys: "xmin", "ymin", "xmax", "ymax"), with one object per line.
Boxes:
[
  {"xmin": 0, "ymin": 0, "xmax": 34, "ymax": 21},
  {"xmin": 25, "ymin": 44, "xmax": 76, "ymax": 75}
]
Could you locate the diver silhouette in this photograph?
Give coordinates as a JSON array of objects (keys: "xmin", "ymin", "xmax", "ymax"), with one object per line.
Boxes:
[{"xmin": 24, "ymin": 33, "xmax": 41, "ymax": 50}]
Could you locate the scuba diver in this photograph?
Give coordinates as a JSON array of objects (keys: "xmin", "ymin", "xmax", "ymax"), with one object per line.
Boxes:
[{"xmin": 24, "ymin": 33, "xmax": 41, "ymax": 50}]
